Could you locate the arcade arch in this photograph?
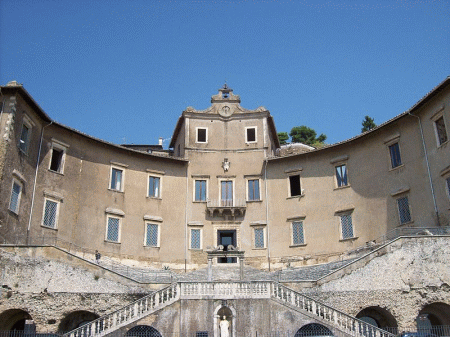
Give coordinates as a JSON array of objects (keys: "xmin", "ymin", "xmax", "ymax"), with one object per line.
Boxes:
[
  {"xmin": 125, "ymin": 325, "xmax": 162, "ymax": 337},
  {"xmin": 0, "ymin": 309, "xmax": 32, "ymax": 330},
  {"xmin": 356, "ymin": 306, "xmax": 398, "ymax": 333},
  {"xmin": 294, "ymin": 323, "xmax": 333, "ymax": 337},
  {"xmin": 58, "ymin": 310, "xmax": 99, "ymax": 332},
  {"xmin": 417, "ymin": 302, "xmax": 450, "ymax": 330}
]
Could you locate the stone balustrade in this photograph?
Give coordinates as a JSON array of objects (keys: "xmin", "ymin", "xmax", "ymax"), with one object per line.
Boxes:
[{"xmin": 64, "ymin": 281, "xmax": 395, "ymax": 337}]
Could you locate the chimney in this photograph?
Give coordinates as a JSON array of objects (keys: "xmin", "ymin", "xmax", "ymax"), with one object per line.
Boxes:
[{"xmin": 159, "ymin": 137, "xmax": 163, "ymax": 146}]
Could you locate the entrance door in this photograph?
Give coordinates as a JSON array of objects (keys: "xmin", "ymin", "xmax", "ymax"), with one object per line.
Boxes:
[
  {"xmin": 221, "ymin": 181, "xmax": 233, "ymax": 206},
  {"xmin": 217, "ymin": 230, "xmax": 237, "ymax": 263}
]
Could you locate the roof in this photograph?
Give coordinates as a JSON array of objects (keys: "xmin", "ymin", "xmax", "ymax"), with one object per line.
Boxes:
[
  {"xmin": 1, "ymin": 82, "xmax": 52, "ymax": 123},
  {"xmin": 269, "ymin": 75, "xmax": 450, "ymax": 161}
]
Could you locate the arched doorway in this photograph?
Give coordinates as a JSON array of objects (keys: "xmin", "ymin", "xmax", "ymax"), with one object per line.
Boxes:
[
  {"xmin": 356, "ymin": 306, "xmax": 398, "ymax": 334},
  {"xmin": 0, "ymin": 309, "xmax": 32, "ymax": 330},
  {"xmin": 417, "ymin": 303, "xmax": 450, "ymax": 336},
  {"xmin": 294, "ymin": 323, "xmax": 333, "ymax": 337},
  {"xmin": 125, "ymin": 325, "xmax": 162, "ymax": 337},
  {"xmin": 58, "ymin": 311, "xmax": 99, "ymax": 333}
]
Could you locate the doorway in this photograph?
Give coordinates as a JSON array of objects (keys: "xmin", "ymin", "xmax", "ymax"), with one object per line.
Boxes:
[{"xmin": 217, "ymin": 230, "xmax": 236, "ymax": 263}]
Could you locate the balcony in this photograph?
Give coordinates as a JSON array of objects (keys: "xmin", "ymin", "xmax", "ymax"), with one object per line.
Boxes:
[{"xmin": 206, "ymin": 199, "xmax": 246, "ymax": 217}]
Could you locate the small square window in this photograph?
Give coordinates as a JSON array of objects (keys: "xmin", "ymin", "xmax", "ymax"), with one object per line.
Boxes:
[
  {"xmin": 145, "ymin": 223, "xmax": 159, "ymax": 247},
  {"xmin": 197, "ymin": 128, "xmax": 207, "ymax": 143},
  {"xmin": 43, "ymin": 199, "xmax": 59, "ymax": 229},
  {"xmin": 110, "ymin": 167, "xmax": 123, "ymax": 191},
  {"xmin": 340, "ymin": 214, "xmax": 354, "ymax": 239},
  {"xmin": 335, "ymin": 164, "xmax": 348, "ymax": 187},
  {"xmin": 9, "ymin": 180, "xmax": 22, "ymax": 214},
  {"xmin": 148, "ymin": 176, "xmax": 161, "ymax": 198},
  {"xmin": 196, "ymin": 332, "xmax": 208, "ymax": 337},
  {"xmin": 292, "ymin": 221, "xmax": 304, "ymax": 245},
  {"xmin": 248, "ymin": 179, "xmax": 260, "ymax": 201},
  {"xmin": 434, "ymin": 116, "xmax": 448, "ymax": 146},
  {"xmin": 195, "ymin": 180, "xmax": 207, "ymax": 202},
  {"xmin": 389, "ymin": 143, "xmax": 402, "ymax": 168},
  {"xmin": 190, "ymin": 228, "xmax": 201, "ymax": 249},
  {"xmin": 289, "ymin": 175, "xmax": 301, "ymax": 197},
  {"xmin": 106, "ymin": 216, "xmax": 120, "ymax": 242},
  {"xmin": 397, "ymin": 196, "xmax": 412, "ymax": 225},
  {"xmin": 254, "ymin": 228, "xmax": 265, "ymax": 248},
  {"xmin": 246, "ymin": 127, "xmax": 256, "ymax": 143}
]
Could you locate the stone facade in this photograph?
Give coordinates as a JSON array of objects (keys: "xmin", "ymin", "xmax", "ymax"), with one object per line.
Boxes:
[{"xmin": 0, "ymin": 78, "xmax": 450, "ymax": 334}]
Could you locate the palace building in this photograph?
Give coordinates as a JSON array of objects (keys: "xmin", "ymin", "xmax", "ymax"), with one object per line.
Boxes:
[{"xmin": 0, "ymin": 78, "xmax": 449, "ymax": 336}]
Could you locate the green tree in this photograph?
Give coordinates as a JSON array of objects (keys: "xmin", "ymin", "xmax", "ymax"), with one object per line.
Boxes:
[
  {"xmin": 361, "ymin": 115, "xmax": 376, "ymax": 133},
  {"xmin": 278, "ymin": 132, "xmax": 289, "ymax": 145},
  {"xmin": 289, "ymin": 125, "xmax": 326, "ymax": 146}
]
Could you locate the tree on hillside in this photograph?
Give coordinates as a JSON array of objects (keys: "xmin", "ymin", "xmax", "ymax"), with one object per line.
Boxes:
[
  {"xmin": 289, "ymin": 125, "xmax": 327, "ymax": 146},
  {"xmin": 278, "ymin": 132, "xmax": 289, "ymax": 145},
  {"xmin": 361, "ymin": 115, "xmax": 376, "ymax": 133}
]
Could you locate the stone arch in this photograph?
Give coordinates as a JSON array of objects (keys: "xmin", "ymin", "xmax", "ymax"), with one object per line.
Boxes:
[
  {"xmin": 418, "ymin": 302, "xmax": 450, "ymax": 329},
  {"xmin": 356, "ymin": 306, "xmax": 398, "ymax": 333},
  {"xmin": 125, "ymin": 325, "xmax": 162, "ymax": 337},
  {"xmin": 294, "ymin": 323, "xmax": 333, "ymax": 337},
  {"xmin": 0, "ymin": 309, "xmax": 32, "ymax": 330},
  {"xmin": 58, "ymin": 310, "xmax": 100, "ymax": 332}
]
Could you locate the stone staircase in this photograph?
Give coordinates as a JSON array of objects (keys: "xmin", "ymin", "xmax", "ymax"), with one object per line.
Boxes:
[{"xmin": 63, "ymin": 281, "xmax": 395, "ymax": 337}]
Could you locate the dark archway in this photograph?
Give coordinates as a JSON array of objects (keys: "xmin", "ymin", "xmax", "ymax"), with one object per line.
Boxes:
[
  {"xmin": 0, "ymin": 309, "xmax": 32, "ymax": 330},
  {"xmin": 58, "ymin": 311, "xmax": 99, "ymax": 333},
  {"xmin": 295, "ymin": 323, "xmax": 333, "ymax": 337},
  {"xmin": 356, "ymin": 306, "xmax": 398, "ymax": 333},
  {"xmin": 417, "ymin": 303, "xmax": 450, "ymax": 336},
  {"xmin": 125, "ymin": 325, "xmax": 162, "ymax": 337}
]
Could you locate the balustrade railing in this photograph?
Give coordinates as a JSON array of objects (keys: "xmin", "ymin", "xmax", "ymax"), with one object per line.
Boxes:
[
  {"xmin": 180, "ymin": 281, "xmax": 271, "ymax": 299},
  {"xmin": 63, "ymin": 283, "xmax": 179, "ymax": 337},
  {"xmin": 206, "ymin": 199, "xmax": 247, "ymax": 208},
  {"xmin": 272, "ymin": 283, "xmax": 395, "ymax": 337}
]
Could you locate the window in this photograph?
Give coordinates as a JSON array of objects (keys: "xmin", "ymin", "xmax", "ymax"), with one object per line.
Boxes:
[
  {"xmin": 335, "ymin": 164, "xmax": 348, "ymax": 187},
  {"xmin": 246, "ymin": 127, "xmax": 257, "ymax": 143},
  {"xmin": 340, "ymin": 214, "xmax": 354, "ymax": 240},
  {"xmin": 434, "ymin": 116, "xmax": 448, "ymax": 146},
  {"xmin": 190, "ymin": 228, "xmax": 201, "ymax": 249},
  {"xmin": 397, "ymin": 196, "xmax": 412, "ymax": 225},
  {"xmin": 446, "ymin": 177, "xmax": 450, "ymax": 200},
  {"xmin": 145, "ymin": 223, "xmax": 159, "ymax": 247},
  {"xmin": 196, "ymin": 332, "xmax": 208, "ymax": 337},
  {"xmin": 247, "ymin": 179, "xmax": 260, "ymax": 201},
  {"xmin": 110, "ymin": 167, "xmax": 123, "ymax": 191},
  {"xmin": 292, "ymin": 221, "xmax": 305, "ymax": 245},
  {"xmin": 196, "ymin": 128, "xmax": 207, "ymax": 143},
  {"xmin": 9, "ymin": 180, "xmax": 22, "ymax": 214},
  {"xmin": 148, "ymin": 176, "xmax": 161, "ymax": 198},
  {"xmin": 389, "ymin": 143, "xmax": 402, "ymax": 168},
  {"xmin": 221, "ymin": 180, "xmax": 233, "ymax": 206},
  {"xmin": 106, "ymin": 216, "xmax": 120, "ymax": 242},
  {"xmin": 289, "ymin": 174, "xmax": 301, "ymax": 197},
  {"xmin": 19, "ymin": 123, "xmax": 31, "ymax": 153},
  {"xmin": 195, "ymin": 180, "xmax": 207, "ymax": 202},
  {"xmin": 42, "ymin": 199, "xmax": 59, "ymax": 229},
  {"xmin": 254, "ymin": 227, "xmax": 265, "ymax": 249},
  {"xmin": 49, "ymin": 141, "xmax": 67, "ymax": 173}
]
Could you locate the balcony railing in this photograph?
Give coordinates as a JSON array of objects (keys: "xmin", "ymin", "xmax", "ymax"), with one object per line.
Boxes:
[{"xmin": 206, "ymin": 199, "xmax": 246, "ymax": 217}]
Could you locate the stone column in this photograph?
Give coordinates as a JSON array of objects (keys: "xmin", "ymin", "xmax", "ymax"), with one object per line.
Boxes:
[
  {"xmin": 239, "ymin": 256, "xmax": 244, "ymax": 280},
  {"xmin": 208, "ymin": 256, "xmax": 213, "ymax": 281}
]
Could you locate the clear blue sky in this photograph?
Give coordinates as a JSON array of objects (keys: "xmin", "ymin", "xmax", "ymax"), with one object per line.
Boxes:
[{"xmin": 1, "ymin": 0, "xmax": 449, "ymax": 147}]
